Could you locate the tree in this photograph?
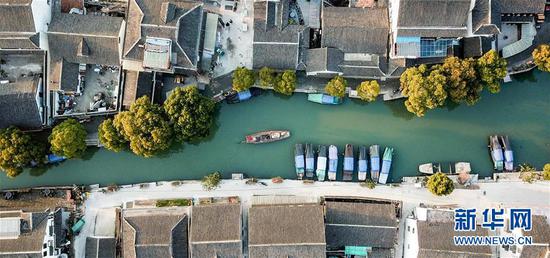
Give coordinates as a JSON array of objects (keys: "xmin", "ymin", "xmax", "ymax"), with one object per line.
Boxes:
[
  {"xmin": 439, "ymin": 57, "xmax": 481, "ymax": 105},
  {"xmin": 202, "ymin": 171, "xmax": 222, "ymax": 191},
  {"xmin": 98, "ymin": 118, "xmax": 127, "ymax": 152},
  {"xmin": 543, "ymin": 163, "xmax": 550, "ymax": 180},
  {"xmin": 325, "ymin": 75, "xmax": 347, "ymax": 97},
  {"xmin": 259, "ymin": 67, "xmax": 276, "ymax": 87},
  {"xmin": 113, "ymin": 96, "xmax": 173, "ymax": 157},
  {"xmin": 533, "ymin": 44, "xmax": 550, "ymax": 72},
  {"xmin": 357, "ymin": 80, "xmax": 380, "ymax": 102},
  {"xmin": 164, "ymin": 86, "xmax": 216, "ymax": 142},
  {"xmin": 49, "ymin": 119, "xmax": 87, "ymax": 159},
  {"xmin": 0, "ymin": 127, "xmax": 45, "ymax": 177},
  {"xmin": 274, "ymin": 70, "xmax": 296, "ymax": 95},
  {"xmin": 232, "ymin": 67, "xmax": 255, "ymax": 92},
  {"xmin": 519, "ymin": 163, "xmax": 537, "ymax": 183},
  {"xmin": 476, "ymin": 50, "xmax": 507, "ymax": 93},
  {"xmin": 400, "ymin": 65, "xmax": 447, "ymax": 117},
  {"xmin": 426, "ymin": 172, "xmax": 454, "ymax": 196}
]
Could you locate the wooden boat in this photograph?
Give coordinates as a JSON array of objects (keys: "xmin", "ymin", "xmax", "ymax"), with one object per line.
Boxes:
[
  {"xmin": 244, "ymin": 130, "xmax": 290, "ymax": 144},
  {"xmin": 225, "ymin": 88, "xmax": 264, "ymax": 104},
  {"xmin": 305, "ymin": 143, "xmax": 315, "ymax": 178},
  {"xmin": 419, "ymin": 162, "xmax": 472, "ymax": 175},
  {"xmin": 307, "ymin": 94, "xmax": 343, "ymax": 105},
  {"xmin": 419, "ymin": 163, "xmax": 442, "ymax": 175},
  {"xmin": 328, "ymin": 145, "xmax": 338, "ymax": 181},
  {"xmin": 358, "ymin": 146, "xmax": 368, "ymax": 181},
  {"xmin": 369, "ymin": 145, "xmax": 380, "ymax": 182},
  {"xmin": 343, "ymin": 144, "xmax": 354, "ymax": 181},
  {"xmin": 500, "ymin": 135, "xmax": 514, "ymax": 171},
  {"xmin": 295, "ymin": 144, "xmax": 305, "ymax": 180},
  {"xmin": 378, "ymin": 147, "xmax": 393, "ymax": 184},
  {"xmin": 316, "ymin": 145, "xmax": 327, "ymax": 181},
  {"xmin": 489, "ymin": 135, "xmax": 504, "ymax": 171}
]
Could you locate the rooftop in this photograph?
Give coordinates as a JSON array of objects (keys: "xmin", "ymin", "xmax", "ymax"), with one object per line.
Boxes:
[
  {"xmin": 248, "ymin": 204, "xmax": 326, "ymax": 258},
  {"xmin": 417, "ymin": 221, "xmax": 492, "ymax": 257},
  {"xmin": 122, "ymin": 207, "xmax": 189, "ymax": 258},
  {"xmin": 0, "ymin": 210, "xmax": 50, "ymax": 257},
  {"xmin": 85, "ymin": 237, "xmax": 116, "ymax": 258},
  {"xmin": 495, "ymin": 0, "xmax": 546, "ymax": 14},
  {"xmin": 0, "ymin": 78, "xmax": 43, "ymax": 129}
]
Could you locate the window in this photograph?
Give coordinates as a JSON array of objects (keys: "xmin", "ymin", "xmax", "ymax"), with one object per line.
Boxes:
[
  {"xmin": 412, "ymin": 228, "xmax": 415, "ymax": 233},
  {"xmin": 407, "ymin": 226, "xmax": 410, "ymax": 232},
  {"xmin": 407, "ymin": 244, "xmax": 410, "ymax": 249}
]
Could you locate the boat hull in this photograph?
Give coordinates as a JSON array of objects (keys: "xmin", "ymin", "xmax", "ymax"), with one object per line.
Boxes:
[
  {"xmin": 343, "ymin": 144, "xmax": 354, "ymax": 181},
  {"xmin": 370, "ymin": 145, "xmax": 380, "ymax": 182},
  {"xmin": 305, "ymin": 143, "xmax": 315, "ymax": 178},
  {"xmin": 295, "ymin": 144, "xmax": 305, "ymax": 179},
  {"xmin": 307, "ymin": 94, "xmax": 343, "ymax": 105},
  {"xmin": 244, "ymin": 130, "xmax": 290, "ymax": 144},
  {"xmin": 379, "ymin": 147, "xmax": 393, "ymax": 184},
  {"xmin": 328, "ymin": 145, "xmax": 338, "ymax": 181},
  {"xmin": 316, "ymin": 145, "xmax": 327, "ymax": 181},
  {"xmin": 358, "ymin": 146, "xmax": 368, "ymax": 181},
  {"xmin": 489, "ymin": 135, "xmax": 504, "ymax": 171}
]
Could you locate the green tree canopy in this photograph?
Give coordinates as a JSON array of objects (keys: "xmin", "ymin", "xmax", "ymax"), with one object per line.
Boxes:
[
  {"xmin": 232, "ymin": 67, "xmax": 256, "ymax": 92},
  {"xmin": 49, "ymin": 119, "xmax": 87, "ymax": 159},
  {"xmin": 325, "ymin": 75, "xmax": 347, "ymax": 97},
  {"xmin": 533, "ymin": 44, "xmax": 550, "ymax": 72},
  {"xmin": 113, "ymin": 96, "xmax": 173, "ymax": 157},
  {"xmin": 357, "ymin": 80, "xmax": 380, "ymax": 102},
  {"xmin": 400, "ymin": 65, "xmax": 447, "ymax": 117},
  {"xmin": 274, "ymin": 70, "xmax": 297, "ymax": 95},
  {"xmin": 439, "ymin": 57, "xmax": 481, "ymax": 105},
  {"xmin": 259, "ymin": 67, "xmax": 277, "ymax": 87},
  {"xmin": 202, "ymin": 171, "xmax": 222, "ymax": 191},
  {"xmin": 543, "ymin": 163, "xmax": 550, "ymax": 180},
  {"xmin": 426, "ymin": 172, "xmax": 454, "ymax": 196},
  {"xmin": 98, "ymin": 118, "xmax": 127, "ymax": 152},
  {"xmin": 164, "ymin": 86, "xmax": 216, "ymax": 142},
  {"xmin": 476, "ymin": 50, "xmax": 507, "ymax": 93},
  {"xmin": 0, "ymin": 127, "xmax": 45, "ymax": 177}
]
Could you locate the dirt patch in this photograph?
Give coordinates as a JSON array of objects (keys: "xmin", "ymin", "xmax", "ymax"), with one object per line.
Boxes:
[{"xmin": 0, "ymin": 189, "xmax": 73, "ymax": 212}]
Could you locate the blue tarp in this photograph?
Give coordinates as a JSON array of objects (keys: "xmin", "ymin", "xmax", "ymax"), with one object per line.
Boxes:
[
  {"xmin": 344, "ymin": 157, "xmax": 354, "ymax": 171},
  {"xmin": 238, "ymin": 90, "xmax": 252, "ymax": 101},
  {"xmin": 492, "ymin": 149, "xmax": 504, "ymax": 162},
  {"xmin": 295, "ymin": 155, "xmax": 305, "ymax": 169},
  {"xmin": 328, "ymin": 159, "xmax": 338, "ymax": 172},
  {"xmin": 47, "ymin": 154, "xmax": 66, "ymax": 163},
  {"xmin": 370, "ymin": 157, "xmax": 380, "ymax": 172},
  {"xmin": 306, "ymin": 158, "xmax": 315, "ymax": 170},
  {"xmin": 358, "ymin": 160, "xmax": 367, "ymax": 172},
  {"xmin": 381, "ymin": 160, "xmax": 391, "ymax": 174},
  {"xmin": 504, "ymin": 150, "xmax": 513, "ymax": 162},
  {"xmin": 396, "ymin": 36, "xmax": 421, "ymax": 43}
]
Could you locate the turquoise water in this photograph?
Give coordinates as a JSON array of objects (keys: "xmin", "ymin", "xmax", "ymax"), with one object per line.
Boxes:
[{"xmin": 1, "ymin": 71, "xmax": 549, "ymax": 189}]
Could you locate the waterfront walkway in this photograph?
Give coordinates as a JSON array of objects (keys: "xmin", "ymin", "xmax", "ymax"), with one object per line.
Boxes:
[{"xmin": 74, "ymin": 179, "xmax": 550, "ymax": 257}]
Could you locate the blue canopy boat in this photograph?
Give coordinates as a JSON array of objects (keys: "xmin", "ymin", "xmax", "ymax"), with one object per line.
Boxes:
[
  {"xmin": 307, "ymin": 94, "xmax": 343, "ymax": 105},
  {"xmin": 328, "ymin": 145, "xmax": 338, "ymax": 181},
  {"xmin": 305, "ymin": 143, "xmax": 315, "ymax": 178},
  {"xmin": 378, "ymin": 147, "xmax": 394, "ymax": 184},
  {"xmin": 295, "ymin": 144, "xmax": 305, "ymax": 179},
  {"xmin": 489, "ymin": 135, "xmax": 504, "ymax": 171},
  {"xmin": 316, "ymin": 145, "xmax": 327, "ymax": 181},
  {"xmin": 225, "ymin": 88, "xmax": 264, "ymax": 104},
  {"xmin": 369, "ymin": 145, "xmax": 380, "ymax": 182},
  {"xmin": 358, "ymin": 146, "xmax": 368, "ymax": 181},
  {"xmin": 47, "ymin": 154, "xmax": 66, "ymax": 164},
  {"xmin": 500, "ymin": 135, "xmax": 514, "ymax": 172},
  {"xmin": 343, "ymin": 144, "xmax": 354, "ymax": 181}
]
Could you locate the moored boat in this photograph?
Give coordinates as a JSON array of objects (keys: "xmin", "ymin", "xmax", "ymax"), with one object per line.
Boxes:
[
  {"xmin": 47, "ymin": 154, "xmax": 66, "ymax": 164},
  {"xmin": 369, "ymin": 145, "xmax": 380, "ymax": 182},
  {"xmin": 500, "ymin": 135, "xmax": 514, "ymax": 171},
  {"xmin": 244, "ymin": 130, "xmax": 290, "ymax": 144},
  {"xmin": 489, "ymin": 135, "xmax": 504, "ymax": 171},
  {"xmin": 316, "ymin": 145, "xmax": 327, "ymax": 181},
  {"xmin": 419, "ymin": 163, "xmax": 442, "ymax": 175},
  {"xmin": 378, "ymin": 147, "xmax": 393, "ymax": 184},
  {"xmin": 307, "ymin": 94, "xmax": 343, "ymax": 105},
  {"xmin": 305, "ymin": 143, "xmax": 315, "ymax": 178},
  {"xmin": 343, "ymin": 144, "xmax": 354, "ymax": 181},
  {"xmin": 328, "ymin": 145, "xmax": 338, "ymax": 181},
  {"xmin": 225, "ymin": 88, "xmax": 264, "ymax": 104},
  {"xmin": 295, "ymin": 144, "xmax": 305, "ymax": 179},
  {"xmin": 358, "ymin": 146, "xmax": 368, "ymax": 181},
  {"xmin": 455, "ymin": 162, "xmax": 472, "ymax": 174}
]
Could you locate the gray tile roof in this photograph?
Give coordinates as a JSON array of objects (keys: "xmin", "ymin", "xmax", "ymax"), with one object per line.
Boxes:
[
  {"xmin": 85, "ymin": 237, "xmax": 116, "ymax": 258},
  {"xmin": 417, "ymin": 221, "xmax": 492, "ymax": 257},
  {"xmin": 190, "ymin": 203, "xmax": 242, "ymax": 258},
  {"xmin": 47, "ymin": 13, "xmax": 122, "ymax": 67},
  {"xmin": 524, "ymin": 215, "xmax": 550, "ymax": 244},
  {"xmin": 321, "ymin": 7, "xmax": 389, "ymax": 55},
  {"xmin": 122, "ymin": 71, "xmax": 154, "ymax": 109},
  {"xmin": 0, "ymin": 79, "xmax": 42, "ymax": 129},
  {"xmin": 252, "ymin": 0, "xmax": 308, "ymax": 70},
  {"xmin": 306, "ymin": 48, "xmax": 343, "ymax": 74},
  {"xmin": 0, "ymin": 34, "xmax": 40, "ymax": 50},
  {"xmin": 0, "ymin": 1, "xmax": 35, "ymax": 33},
  {"xmin": 325, "ymin": 201, "xmax": 397, "ymax": 249},
  {"xmin": 520, "ymin": 245, "xmax": 549, "ymax": 258},
  {"xmin": 472, "ymin": 0, "xmax": 499, "ymax": 35},
  {"xmin": 0, "ymin": 211, "xmax": 49, "ymax": 257},
  {"xmin": 121, "ymin": 207, "xmax": 189, "ymax": 258},
  {"xmin": 397, "ymin": 0, "xmax": 470, "ymax": 38},
  {"xmin": 248, "ymin": 204, "xmax": 325, "ymax": 258},
  {"xmin": 123, "ymin": 0, "xmax": 203, "ymax": 70},
  {"xmin": 496, "ymin": 0, "xmax": 545, "ymax": 14}
]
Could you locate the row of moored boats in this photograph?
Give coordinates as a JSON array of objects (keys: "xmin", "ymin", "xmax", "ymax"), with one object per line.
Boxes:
[
  {"xmin": 489, "ymin": 135, "xmax": 514, "ymax": 172},
  {"xmin": 295, "ymin": 144, "xmax": 394, "ymax": 184}
]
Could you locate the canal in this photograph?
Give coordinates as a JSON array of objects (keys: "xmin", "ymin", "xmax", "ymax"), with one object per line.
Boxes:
[{"xmin": 1, "ymin": 71, "xmax": 549, "ymax": 189}]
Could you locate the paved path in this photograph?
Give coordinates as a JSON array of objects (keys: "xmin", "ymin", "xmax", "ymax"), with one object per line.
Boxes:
[{"xmin": 74, "ymin": 179, "xmax": 550, "ymax": 257}]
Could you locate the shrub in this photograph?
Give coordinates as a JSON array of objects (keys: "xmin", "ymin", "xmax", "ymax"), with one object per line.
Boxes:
[
  {"xmin": 156, "ymin": 199, "xmax": 191, "ymax": 207},
  {"xmin": 426, "ymin": 172, "xmax": 454, "ymax": 196},
  {"xmin": 543, "ymin": 163, "xmax": 550, "ymax": 181},
  {"xmin": 360, "ymin": 179, "xmax": 376, "ymax": 189},
  {"xmin": 274, "ymin": 70, "xmax": 297, "ymax": 95},
  {"xmin": 325, "ymin": 75, "xmax": 347, "ymax": 97},
  {"xmin": 259, "ymin": 67, "xmax": 276, "ymax": 87},
  {"xmin": 357, "ymin": 80, "xmax": 380, "ymax": 102},
  {"xmin": 202, "ymin": 172, "xmax": 222, "ymax": 191},
  {"xmin": 232, "ymin": 67, "xmax": 255, "ymax": 92}
]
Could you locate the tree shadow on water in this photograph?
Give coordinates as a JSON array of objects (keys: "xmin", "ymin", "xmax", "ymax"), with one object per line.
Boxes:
[
  {"xmin": 384, "ymin": 100, "xmax": 415, "ymax": 120},
  {"xmin": 81, "ymin": 147, "xmax": 99, "ymax": 161}
]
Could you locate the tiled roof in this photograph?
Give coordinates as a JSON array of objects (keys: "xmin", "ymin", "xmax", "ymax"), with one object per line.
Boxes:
[{"xmin": 0, "ymin": 79, "xmax": 42, "ymax": 129}]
